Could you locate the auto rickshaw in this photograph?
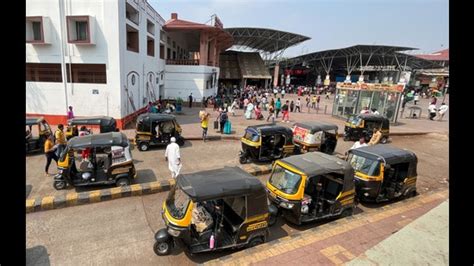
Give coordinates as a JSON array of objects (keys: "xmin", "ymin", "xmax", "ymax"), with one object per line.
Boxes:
[
  {"xmin": 53, "ymin": 132, "xmax": 136, "ymax": 190},
  {"xmin": 239, "ymin": 124, "xmax": 300, "ymax": 164},
  {"xmin": 347, "ymin": 145, "xmax": 417, "ymax": 202},
  {"xmin": 266, "ymin": 152, "xmax": 355, "ymax": 225},
  {"xmin": 292, "ymin": 121, "xmax": 338, "ymax": 154},
  {"xmin": 135, "ymin": 113, "xmax": 184, "ymax": 151},
  {"xmin": 66, "ymin": 116, "xmax": 117, "ymax": 140},
  {"xmin": 343, "ymin": 114, "xmax": 390, "ymax": 143},
  {"xmin": 154, "ymin": 167, "xmax": 270, "ymax": 256},
  {"xmin": 26, "ymin": 117, "xmax": 52, "ymax": 153}
]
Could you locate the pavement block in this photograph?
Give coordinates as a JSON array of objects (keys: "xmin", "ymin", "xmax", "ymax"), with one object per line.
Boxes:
[
  {"xmin": 53, "ymin": 195, "xmax": 66, "ymax": 209},
  {"xmin": 130, "ymin": 184, "xmax": 142, "ymax": 196},
  {"xmin": 26, "ymin": 199, "xmax": 35, "ymax": 213},
  {"xmin": 110, "ymin": 187, "xmax": 122, "ymax": 199},
  {"xmin": 66, "ymin": 192, "xmax": 78, "ymax": 206},
  {"xmin": 100, "ymin": 189, "xmax": 112, "ymax": 201},
  {"xmin": 89, "ymin": 191, "xmax": 101, "ymax": 203},
  {"xmin": 41, "ymin": 196, "xmax": 55, "ymax": 210}
]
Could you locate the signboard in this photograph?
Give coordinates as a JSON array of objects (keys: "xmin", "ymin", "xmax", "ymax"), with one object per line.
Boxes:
[
  {"xmin": 336, "ymin": 82, "xmax": 404, "ymax": 92},
  {"xmin": 293, "ymin": 126, "xmax": 308, "ymax": 142},
  {"xmin": 356, "ymin": 65, "xmax": 396, "ymax": 71}
]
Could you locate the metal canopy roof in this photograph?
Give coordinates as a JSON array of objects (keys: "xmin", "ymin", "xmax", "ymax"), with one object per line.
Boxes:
[
  {"xmin": 276, "ymin": 45, "xmax": 444, "ymax": 72},
  {"xmin": 225, "ymin": 27, "xmax": 310, "ymax": 53}
]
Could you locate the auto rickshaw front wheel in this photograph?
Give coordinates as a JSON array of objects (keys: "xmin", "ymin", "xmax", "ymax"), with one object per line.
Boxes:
[
  {"xmin": 53, "ymin": 180, "xmax": 67, "ymax": 190},
  {"xmin": 380, "ymin": 137, "xmax": 388, "ymax": 144},
  {"xmin": 138, "ymin": 142, "xmax": 149, "ymax": 151},
  {"xmin": 247, "ymin": 237, "xmax": 264, "ymax": 248},
  {"xmin": 153, "ymin": 240, "xmax": 173, "ymax": 256},
  {"xmin": 116, "ymin": 177, "xmax": 130, "ymax": 187},
  {"xmin": 239, "ymin": 155, "xmax": 248, "ymax": 164}
]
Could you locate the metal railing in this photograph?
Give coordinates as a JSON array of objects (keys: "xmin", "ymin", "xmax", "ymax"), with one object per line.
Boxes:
[{"xmin": 166, "ymin": 59, "xmax": 199, "ymax": 65}]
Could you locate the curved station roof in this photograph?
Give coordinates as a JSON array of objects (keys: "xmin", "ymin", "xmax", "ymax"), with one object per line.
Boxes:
[{"xmin": 225, "ymin": 27, "xmax": 310, "ymax": 53}]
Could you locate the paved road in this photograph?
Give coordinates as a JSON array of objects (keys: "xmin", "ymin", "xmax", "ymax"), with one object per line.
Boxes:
[{"xmin": 26, "ymin": 134, "xmax": 449, "ymax": 265}]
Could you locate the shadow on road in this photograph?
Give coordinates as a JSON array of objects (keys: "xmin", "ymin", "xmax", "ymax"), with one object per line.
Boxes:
[
  {"xmin": 135, "ymin": 169, "xmax": 158, "ymax": 183},
  {"xmin": 26, "ymin": 245, "xmax": 50, "ymax": 266},
  {"xmin": 26, "ymin": 184, "xmax": 32, "ymax": 199}
]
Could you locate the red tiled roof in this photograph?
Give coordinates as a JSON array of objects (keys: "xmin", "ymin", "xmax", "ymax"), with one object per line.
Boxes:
[
  {"xmin": 164, "ymin": 18, "xmax": 216, "ymax": 30},
  {"xmin": 414, "ymin": 49, "xmax": 449, "ymax": 61}
]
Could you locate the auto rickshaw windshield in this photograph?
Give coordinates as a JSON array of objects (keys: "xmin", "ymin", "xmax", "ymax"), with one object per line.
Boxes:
[
  {"xmin": 348, "ymin": 116, "xmax": 362, "ymax": 127},
  {"xmin": 166, "ymin": 185, "xmax": 191, "ymax": 219},
  {"xmin": 348, "ymin": 153, "xmax": 381, "ymax": 176},
  {"xmin": 269, "ymin": 165, "xmax": 302, "ymax": 194},
  {"xmin": 243, "ymin": 129, "xmax": 260, "ymax": 142}
]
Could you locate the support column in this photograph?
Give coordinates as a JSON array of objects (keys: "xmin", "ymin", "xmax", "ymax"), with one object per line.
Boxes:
[
  {"xmin": 215, "ymin": 47, "xmax": 220, "ymax": 67},
  {"xmin": 273, "ymin": 64, "xmax": 280, "ymax": 88},
  {"xmin": 209, "ymin": 38, "xmax": 217, "ymax": 66},
  {"xmin": 264, "ymin": 79, "xmax": 269, "ymax": 89},
  {"xmin": 199, "ymin": 31, "xmax": 209, "ymax": 65}
]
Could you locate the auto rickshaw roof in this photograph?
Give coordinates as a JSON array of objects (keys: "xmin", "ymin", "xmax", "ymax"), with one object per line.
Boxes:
[
  {"xmin": 280, "ymin": 152, "xmax": 353, "ymax": 177},
  {"xmin": 177, "ymin": 167, "xmax": 266, "ymax": 202},
  {"xmin": 67, "ymin": 132, "xmax": 128, "ymax": 148},
  {"xmin": 293, "ymin": 121, "xmax": 338, "ymax": 133},
  {"xmin": 26, "ymin": 117, "xmax": 45, "ymax": 126},
  {"xmin": 137, "ymin": 113, "xmax": 176, "ymax": 122},
  {"xmin": 68, "ymin": 116, "xmax": 116, "ymax": 127},
  {"xmin": 349, "ymin": 145, "xmax": 417, "ymax": 165},
  {"xmin": 247, "ymin": 124, "xmax": 293, "ymax": 135},
  {"xmin": 357, "ymin": 114, "xmax": 389, "ymax": 122}
]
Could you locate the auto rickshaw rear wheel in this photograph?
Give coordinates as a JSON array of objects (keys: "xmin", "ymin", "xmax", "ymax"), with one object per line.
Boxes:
[
  {"xmin": 138, "ymin": 142, "xmax": 149, "ymax": 151},
  {"xmin": 380, "ymin": 137, "xmax": 388, "ymax": 144},
  {"xmin": 154, "ymin": 240, "xmax": 172, "ymax": 256},
  {"xmin": 248, "ymin": 237, "xmax": 264, "ymax": 248},
  {"xmin": 340, "ymin": 208, "xmax": 353, "ymax": 218},
  {"xmin": 268, "ymin": 214, "xmax": 277, "ymax": 227},
  {"xmin": 116, "ymin": 177, "xmax": 130, "ymax": 187},
  {"xmin": 239, "ymin": 155, "xmax": 247, "ymax": 164},
  {"xmin": 53, "ymin": 180, "xmax": 66, "ymax": 190}
]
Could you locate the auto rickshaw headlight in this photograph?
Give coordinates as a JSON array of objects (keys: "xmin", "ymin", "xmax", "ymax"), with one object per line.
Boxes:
[
  {"xmin": 279, "ymin": 201, "xmax": 294, "ymax": 209},
  {"xmin": 168, "ymin": 227, "xmax": 181, "ymax": 237}
]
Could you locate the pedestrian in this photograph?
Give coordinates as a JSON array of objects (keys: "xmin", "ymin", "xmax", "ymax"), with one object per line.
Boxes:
[
  {"xmin": 290, "ymin": 100, "xmax": 295, "ymax": 112},
  {"xmin": 325, "ymin": 90, "xmax": 330, "ymax": 100},
  {"xmin": 200, "ymin": 110, "xmax": 210, "ymax": 141},
  {"xmin": 311, "ymin": 95, "xmax": 317, "ymax": 110},
  {"xmin": 165, "ymin": 137, "xmax": 182, "ymax": 179},
  {"xmin": 218, "ymin": 109, "xmax": 229, "ymax": 133},
  {"xmin": 437, "ymin": 102, "xmax": 448, "ymax": 121},
  {"xmin": 44, "ymin": 133, "xmax": 58, "ymax": 176},
  {"xmin": 371, "ymin": 108, "xmax": 380, "ymax": 115},
  {"xmin": 273, "ymin": 87, "xmax": 278, "ymax": 98},
  {"xmin": 414, "ymin": 93, "xmax": 420, "ymax": 105},
  {"xmin": 67, "ymin": 106, "xmax": 74, "ymax": 119},
  {"xmin": 350, "ymin": 136, "xmax": 368, "ymax": 150},
  {"xmin": 428, "ymin": 102, "xmax": 437, "ymax": 120},
  {"xmin": 245, "ymin": 101, "xmax": 254, "ymax": 119},
  {"xmin": 266, "ymin": 104, "xmax": 275, "ymax": 123},
  {"xmin": 282, "ymin": 100, "xmax": 290, "ymax": 123},
  {"xmin": 261, "ymin": 95, "xmax": 267, "ymax": 111},
  {"xmin": 78, "ymin": 126, "xmax": 89, "ymax": 137},
  {"xmin": 188, "ymin": 93, "xmax": 193, "ymax": 108},
  {"xmin": 368, "ymin": 127, "xmax": 383, "ymax": 145},
  {"xmin": 316, "ymin": 95, "xmax": 321, "ymax": 110},
  {"xmin": 431, "ymin": 96, "xmax": 437, "ymax": 105},
  {"xmin": 243, "ymin": 97, "xmax": 249, "ymax": 110},
  {"xmin": 275, "ymin": 98, "xmax": 282, "ymax": 118},
  {"xmin": 295, "ymin": 98, "xmax": 301, "ymax": 112},
  {"xmin": 360, "ymin": 107, "xmax": 370, "ymax": 114},
  {"xmin": 54, "ymin": 124, "xmax": 67, "ymax": 157},
  {"xmin": 230, "ymin": 99, "xmax": 238, "ymax": 116},
  {"xmin": 281, "ymin": 88, "xmax": 286, "ymax": 98},
  {"xmin": 202, "ymin": 97, "xmax": 207, "ymax": 108},
  {"xmin": 305, "ymin": 96, "xmax": 310, "ymax": 109}
]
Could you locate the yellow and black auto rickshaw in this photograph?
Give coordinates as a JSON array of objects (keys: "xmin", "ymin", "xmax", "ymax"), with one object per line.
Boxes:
[
  {"xmin": 53, "ymin": 132, "xmax": 136, "ymax": 190},
  {"xmin": 66, "ymin": 116, "xmax": 117, "ymax": 140},
  {"xmin": 135, "ymin": 113, "xmax": 184, "ymax": 151},
  {"xmin": 26, "ymin": 117, "xmax": 52, "ymax": 153},
  {"xmin": 154, "ymin": 167, "xmax": 270, "ymax": 255},
  {"xmin": 347, "ymin": 145, "xmax": 417, "ymax": 202},
  {"xmin": 239, "ymin": 124, "xmax": 300, "ymax": 164},
  {"xmin": 266, "ymin": 152, "xmax": 356, "ymax": 225},
  {"xmin": 343, "ymin": 114, "xmax": 389, "ymax": 143},
  {"xmin": 292, "ymin": 121, "xmax": 338, "ymax": 154}
]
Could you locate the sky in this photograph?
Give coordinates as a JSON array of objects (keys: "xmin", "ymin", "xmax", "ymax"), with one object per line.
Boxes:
[{"xmin": 149, "ymin": 0, "xmax": 449, "ymax": 57}]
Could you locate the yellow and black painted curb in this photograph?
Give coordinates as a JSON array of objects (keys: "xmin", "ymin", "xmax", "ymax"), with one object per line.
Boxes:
[{"xmin": 26, "ymin": 179, "xmax": 176, "ymax": 214}]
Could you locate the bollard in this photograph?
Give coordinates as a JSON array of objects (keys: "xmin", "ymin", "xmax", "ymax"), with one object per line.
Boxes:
[{"xmin": 324, "ymin": 105, "xmax": 327, "ymax": 114}]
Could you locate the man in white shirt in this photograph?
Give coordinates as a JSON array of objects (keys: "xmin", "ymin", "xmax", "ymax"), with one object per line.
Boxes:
[
  {"xmin": 350, "ymin": 137, "xmax": 368, "ymax": 150},
  {"xmin": 165, "ymin": 137, "xmax": 182, "ymax": 178},
  {"xmin": 437, "ymin": 102, "xmax": 449, "ymax": 121},
  {"xmin": 428, "ymin": 103, "xmax": 437, "ymax": 120}
]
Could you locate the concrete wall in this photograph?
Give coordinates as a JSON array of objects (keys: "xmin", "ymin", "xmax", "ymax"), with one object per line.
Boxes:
[{"xmin": 164, "ymin": 65, "xmax": 219, "ymax": 100}]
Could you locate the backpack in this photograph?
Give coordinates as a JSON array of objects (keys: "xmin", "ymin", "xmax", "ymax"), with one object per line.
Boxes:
[{"xmin": 220, "ymin": 112, "xmax": 228, "ymax": 122}]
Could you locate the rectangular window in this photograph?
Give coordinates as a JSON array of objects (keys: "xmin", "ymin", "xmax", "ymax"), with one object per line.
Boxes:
[
  {"xmin": 160, "ymin": 44, "xmax": 165, "ymax": 59},
  {"xmin": 172, "ymin": 41, "xmax": 176, "ymax": 48},
  {"xmin": 26, "ymin": 63, "xmax": 62, "ymax": 82},
  {"xmin": 126, "ymin": 24, "xmax": 139, "ymax": 53},
  {"xmin": 167, "ymin": 48, "xmax": 171, "ymax": 59},
  {"xmin": 173, "ymin": 51, "xmax": 176, "ymax": 60},
  {"xmin": 66, "ymin": 64, "xmax": 107, "ymax": 84},
  {"xmin": 125, "ymin": 3, "xmax": 139, "ymax": 25},
  {"xmin": 67, "ymin": 16, "xmax": 91, "ymax": 44},
  {"xmin": 32, "ymin": 22, "xmax": 42, "ymax": 41},
  {"xmin": 147, "ymin": 20, "xmax": 155, "ymax": 35},
  {"xmin": 26, "ymin": 17, "xmax": 45, "ymax": 43},
  {"xmin": 147, "ymin": 37, "xmax": 155, "ymax": 57}
]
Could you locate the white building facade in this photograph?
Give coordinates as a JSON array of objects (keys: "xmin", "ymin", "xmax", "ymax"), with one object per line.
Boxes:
[{"xmin": 26, "ymin": 1, "xmax": 230, "ymax": 128}]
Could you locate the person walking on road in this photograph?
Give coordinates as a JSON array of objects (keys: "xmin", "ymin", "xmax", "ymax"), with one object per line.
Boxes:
[
  {"xmin": 67, "ymin": 106, "xmax": 74, "ymax": 119},
  {"xmin": 54, "ymin": 124, "xmax": 67, "ymax": 157},
  {"xmin": 165, "ymin": 137, "xmax": 182, "ymax": 179},
  {"xmin": 316, "ymin": 95, "xmax": 321, "ymax": 110},
  {"xmin": 282, "ymin": 100, "xmax": 290, "ymax": 123},
  {"xmin": 44, "ymin": 133, "xmax": 58, "ymax": 176},
  {"xmin": 437, "ymin": 102, "xmax": 449, "ymax": 121},
  {"xmin": 295, "ymin": 98, "xmax": 302, "ymax": 112},
  {"xmin": 188, "ymin": 93, "xmax": 193, "ymax": 108},
  {"xmin": 200, "ymin": 110, "xmax": 210, "ymax": 141},
  {"xmin": 281, "ymin": 88, "xmax": 286, "ymax": 99},
  {"xmin": 428, "ymin": 102, "xmax": 437, "ymax": 120},
  {"xmin": 275, "ymin": 98, "xmax": 282, "ymax": 118},
  {"xmin": 218, "ymin": 109, "xmax": 229, "ymax": 133},
  {"xmin": 290, "ymin": 100, "xmax": 295, "ymax": 112},
  {"xmin": 311, "ymin": 95, "xmax": 317, "ymax": 110},
  {"xmin": 266, "ymin": 104, "xmax": 275, "ymax": 123},
  {"xmin": 305, "ymin": 96, "xmax": 310, "ymax": 110}
]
